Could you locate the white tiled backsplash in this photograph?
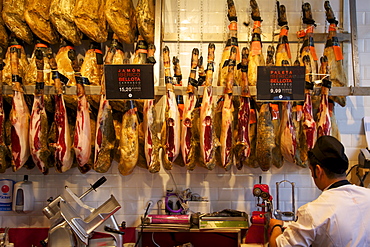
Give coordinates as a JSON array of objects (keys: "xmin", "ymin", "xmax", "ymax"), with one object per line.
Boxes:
[{"xmin": 1, "ymin": 0, "xmax": 370, "ymax": 229}]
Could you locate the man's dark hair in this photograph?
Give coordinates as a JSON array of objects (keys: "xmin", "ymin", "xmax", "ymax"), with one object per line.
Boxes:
[
  {"xmin": 308, "ymin": 136, "xmax": 348, "ymax": 176},
  {"xmin": 308, "ymin": 151, "xmax": 346, "ymax": 179}
]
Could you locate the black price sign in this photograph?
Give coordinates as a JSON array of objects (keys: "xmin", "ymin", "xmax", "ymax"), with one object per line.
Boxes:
[
  {"xmin": 105, "ymin": 64, "xmax": 154, "ymax": 100},
  {"xmin": 256, "ymin": 66, "xmax": 305, "ymax": 101}
]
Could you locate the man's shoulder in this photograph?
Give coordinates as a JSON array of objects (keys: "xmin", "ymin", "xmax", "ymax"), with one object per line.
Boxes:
[
  {"xmin": 299, "ymin": 190, "xmax": 338, "ymax": 208},
  {"xmin": 328, "ymin": 184, "xmax": 370, "ymax": 194},
  {"xmin": 303, "ymin": 185, "xmax": 370, "ymax": 208}
]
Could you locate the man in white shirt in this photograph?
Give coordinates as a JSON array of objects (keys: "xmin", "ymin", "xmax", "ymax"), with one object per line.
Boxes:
[{"xmin": 269, "ymin": 135, "xmax": 370, "ymax": 247}]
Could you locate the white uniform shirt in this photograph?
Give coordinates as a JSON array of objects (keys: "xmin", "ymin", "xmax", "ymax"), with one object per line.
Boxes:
[{"xmin": 276, "ymin": 184, "xmax": 370, "ymax": 247}]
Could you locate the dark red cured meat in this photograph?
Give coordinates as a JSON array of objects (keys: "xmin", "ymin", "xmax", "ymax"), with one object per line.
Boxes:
[
  {"xmin": 225, "ymin": 125, "xmax": 233, "ymax": 164},
  {"xmin": 166, "ymin": 118, "xmax": 175, "ymax": 162},
  {"xmin": 96, "ymin": 128, "xmax": 102, "ymax": 147},
  {"xmin": 146, "ymin": 126, "xmax": 153, "ymax": 164},
  {"xmin": 73, "ymin": 98, "xmax": 86, "ymax": 150},
  {"xmin": 303, "ymin": 91, "xmax": 316, "ymax": 149},
  {"xmin": 237, "ymin": 96, "xmax": 251, "ymax": 158},
  {"xmin": 11, "ymin": 125, "xmax": 21, "ymax": 169},
  {"xmin": 317, "ymin": 93, "xmax": 331, "ymax": 137},
  {"xmin": 203, "ymin": 116, "xmax": 213, "ymax": 162},
  {"xmin": 183, "ymin": 118, "xmax": 192, "ymax": 164},
  {"xmin": 54, "ymin": 95, "xmax": 68, "ymax": 169}
]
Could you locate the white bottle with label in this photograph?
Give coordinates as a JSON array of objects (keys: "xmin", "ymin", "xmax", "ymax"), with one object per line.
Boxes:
[
  {"xmin": 0, "ymin": 179, "xmax": 14, "ymax": 211},
  {"xmin": 12, "ymin": 175, "xmax": 34, "ymax": 213}
]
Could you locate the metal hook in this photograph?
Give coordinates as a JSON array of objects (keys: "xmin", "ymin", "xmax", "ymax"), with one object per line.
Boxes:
[{"xmin": 349, "ymin": 85, "xmax": 355, "ymax": 95}]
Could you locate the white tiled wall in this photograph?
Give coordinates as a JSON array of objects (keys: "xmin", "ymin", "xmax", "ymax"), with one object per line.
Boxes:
[{"xmin": 1, "ymin": 0, "xmax": 369, "ymax": 229}]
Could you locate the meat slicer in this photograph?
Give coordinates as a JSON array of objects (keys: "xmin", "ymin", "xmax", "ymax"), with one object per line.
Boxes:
[
  {"xmin": 41, "ymin": 177, "xmax": 125, "ymax": 247},
  {"xmin": 245, "ymin": 176, "xmax": 273, "ymax": 244}
]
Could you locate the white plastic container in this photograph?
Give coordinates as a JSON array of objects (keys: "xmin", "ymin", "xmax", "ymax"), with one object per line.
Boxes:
[
  {"xmin": 0, "ymin": 179, "xmax": 15, "ymax": 211},
  {"xmin": 12, "ymin": 175, "xmax": 34, "ymax": 213}
]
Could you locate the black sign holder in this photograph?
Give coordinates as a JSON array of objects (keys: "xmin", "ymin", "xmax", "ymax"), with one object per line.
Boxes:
[
  {"xmin": 105, "ymin": 64, "xmax": 154, "ymax": 100},
  {"xmin": 256, "ymin": 66, "xmax": 305, "ymax": 101}
]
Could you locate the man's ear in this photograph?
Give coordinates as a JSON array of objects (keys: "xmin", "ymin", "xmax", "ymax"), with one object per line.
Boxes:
[{"xmin": 315, "ymin": 164, "xmax": 325, "ymax": 178}]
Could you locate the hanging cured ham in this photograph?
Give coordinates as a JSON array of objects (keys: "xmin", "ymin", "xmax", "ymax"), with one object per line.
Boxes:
[
  {"xmin": 133, "ymin": 36, "xmax": 148, "ymax": 64},
  {"xmin": 118, "ymin": 101, "xmax": 139, "ymax": 176},
  {"xmin": 197, "ymin": 56, "xmax": 206, "ymax": 86},
  {"xmin": 328, "ymin": 99, "xmax": 340, "ymax": 141},
  {"xmin": 270, "ymin": 102, "xmax": 283, "ymax": 168},
  {"xmin": 55, "ymin": 42, "xmax": 78, "ymax": 86},
  {"xmin": 292, "ymin": 103, "xmax": 306, "ymax": 167},
  {"xmin": 74, "ymin": 0, "xmax": 108, "ymax": 43},
  {"xmin": 245, "ymin": 100, "xmax": 259, "ymax": 168},
  {"xmin": 118, "ymin": 39, "xmax": 146, "ymax": 175},
  {"xmin": 136, "ymin": 0, "xmax": 155, "ymax": 44},
  {"xmin": 266, "ymin": 45, "xmax": 275, "ymax": 66},
  {"xmin": 93, "ymin": 38, "xmax": 120, "ymax": 173},
  {"xmin": 147, "ymin": 44, "xmax": 156, "ymax": 64},
  {"xmin": 80, "ymin": 42, "xmax": 104, "ymax": 86},
  {"xmin": 94, "ymin": 94, "xmax": 115, "ymax": 173},
  {"xmin": 172, "ymin": 55, "xmax": 184, "ymax": 120},
  {"xmin": 173, "ymin": 55, "xmax": 183, "ymax": 87},
  {"xmin": 216, "ymin": 1, "xmax": 239, "ymax": 170},
  {"xmin": 2, "ymin": 38, "xmax": 29, "ymax": 86},
  {"xmin": 279, "ymin": 101, "xmax": 297, "ymax": 164},
  {"xmin": 302, "ymin": 81, "xmax": 316, "ymax": 150},
  {"xmin": 199, "ymin": 58, "xmax": 207, "ymax": 86},
  {"xmin": 50, "ymin": 0, "xmax": 82, "ymax": 45},
  {"xmin": 173, "ymin": 54, "xmax": 186, "ymax": 115},
  {"xmin": 24, "ymin": 41, "xmax": 52, "ymax": 86},
  {"xmin": 141, "ymin": 43, "xmax": 161, "ymax": 173},
  {"xmin": 49, "ymin": 53, "xmax": 74, "ymax": 173},
  {"xmin": 105, "ymin": 0, "xmax": 137, "ymax": 44},
  {"xmin": 161, "ymin": 46, "xmax": 181, "ymax": 170},
  {"xmin": 298, "ymin": 2, "xmax": 318, "ymax": 82},
  {"xmin": 220, "ymin": 46, "xmax": 236, "ymax": 171},
  {"xmin": 24, "ymin": 0, "xmax": 59, "ymax": 44},
  {"xmin": 73, "ymin": 78, "xmax": 91, "ymax": 171},
  {"xmin": 0, "ymin": 49, "xmax": 10, "ymax": 172},
  {"xmin": 25, "ymin": 45, "xmax": 55, "ymax": 146},
  {"xmin": 234, "ymin": 47, "xmax": 251, "ymax": 170},
  {"xmin": 275, "ymin": 3, "xmax": 291, "ymax": 66},
  {"xmin": 9, "ymin": 47, "xmax": 30, "ymax": 171},
  {"xmin": 200, "ymin": 43, "xmax": 219, "ymax": 170},
  {"xmin": 29, "ymin": 49, "xmax": 51, "ymax": 174},
  {"xmin": 256, "ymin": 103, "xmax": 275, "ymax": 171},
  {"xmin": 298, "ymin": 3, "xmax": 319, "ymax": 152},
  {"xmin": 218, "ymin": 0, "xmax": 240, "ymax": 87},
  {"xmin": 143, "ymin": 96, "xmax": 161, "ymax": 173},
  {"xmin": 2, "ymin": 0, "xmax": 33, "ymax": 44},
  {"xmin": 271, "ymin": 3, "xmax": 290, "ymax": 168},
  {"xmin": 80, "ymin": 42, "xmax": 104, "ymax": 112},
  {"xmin": 248, "ymin": 0, "xmax": 265, "ymax": 86},
  {"xmin": 324, "ymin": 1, "xmax": 347, "ymax": 107},
  {"xmin": 317, "ymin": 79, "xmax": 332, "ymax": 138},
  {"xmin": 181, "ymin": 48, "xmax": 199, "ymax": 170}
]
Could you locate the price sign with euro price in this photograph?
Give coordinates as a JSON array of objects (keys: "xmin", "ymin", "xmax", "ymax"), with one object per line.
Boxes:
[
  {"xmin": 105, "ymin": 64, "xmax": 154, "ymax": 100},
  {"xmin": 256, "ymin": 66, "xmax": 305, "ymax": 101}
]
